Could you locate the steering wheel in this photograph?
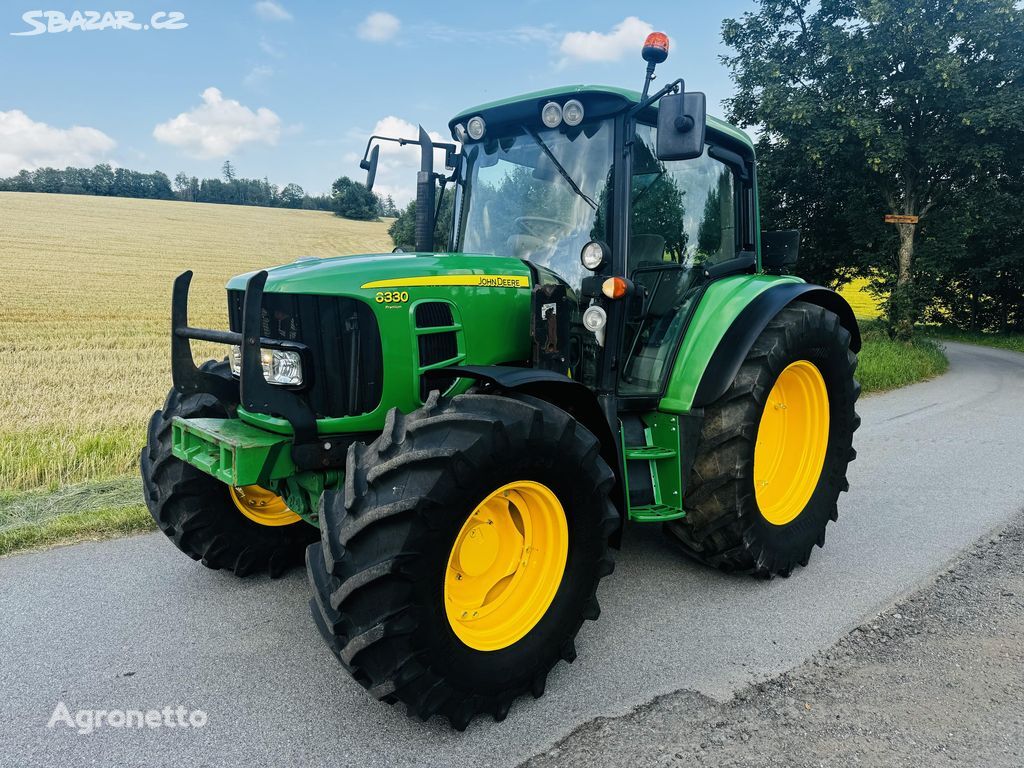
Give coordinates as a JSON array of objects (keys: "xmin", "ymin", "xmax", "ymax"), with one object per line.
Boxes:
[{"xmin": 513, "ymin": 216, "xmax": 574, "ymax": 240}]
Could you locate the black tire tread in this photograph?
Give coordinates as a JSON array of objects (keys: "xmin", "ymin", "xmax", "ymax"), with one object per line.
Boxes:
[
  {"xmin": 669, "ymin": 302, "xmax": 860, "ymax": 576},
  {"xmin": 140, "ymin": 360, "xmax": 316, "ymax": 577},
  {"xmin": 308, "ymin": 391, "xmax": 618, "ymax": 730}
]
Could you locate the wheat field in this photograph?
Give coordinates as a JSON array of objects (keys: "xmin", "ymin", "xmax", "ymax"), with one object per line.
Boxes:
[{"xmin": 0, "ymin": 192, "xmax": 392, "ymax": 492}]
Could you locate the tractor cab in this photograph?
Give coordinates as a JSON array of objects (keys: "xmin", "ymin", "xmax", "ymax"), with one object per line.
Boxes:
[{"xmin": 360, "ymin": 37, "xmax": 764, "ymax": 407}]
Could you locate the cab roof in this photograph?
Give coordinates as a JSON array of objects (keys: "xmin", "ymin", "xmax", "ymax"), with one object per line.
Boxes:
[{"xmin": 450, "ymin": 84, "xmax": 754, "ymax": 153}]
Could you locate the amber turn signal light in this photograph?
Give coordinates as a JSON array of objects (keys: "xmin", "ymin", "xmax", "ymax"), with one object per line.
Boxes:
[{"xmin": 601, "ymin": 277, "xmax": 632, "ymax": 299}]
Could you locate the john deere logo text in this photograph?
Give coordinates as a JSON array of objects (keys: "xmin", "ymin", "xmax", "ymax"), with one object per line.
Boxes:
[{"xmin": 477, "ymin": 276, "xmax": 523, "ymax": 288}]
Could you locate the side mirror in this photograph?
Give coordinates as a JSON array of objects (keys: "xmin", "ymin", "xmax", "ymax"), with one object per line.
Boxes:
[
  {"xmin": 760, "ymin": 230, "xmax": 801, "ymax": 274},
  {"xmin": 360, "ymin": 144, "xmax": 379, "ymax": 190},
  {"xmin": 656, "ymin": 92, "xmax": 706, "ymax": 161}
]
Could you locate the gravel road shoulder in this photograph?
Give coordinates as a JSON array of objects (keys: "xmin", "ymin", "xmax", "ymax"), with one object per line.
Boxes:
[{"xmin": 523, "ymin": 511, "xmax": 1024, "ymax": 768}]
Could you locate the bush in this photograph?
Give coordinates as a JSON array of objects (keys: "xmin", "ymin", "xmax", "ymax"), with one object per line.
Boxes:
[{"xmin": 331, "ymin": 176, "xmax": 379, "ymax": 221}]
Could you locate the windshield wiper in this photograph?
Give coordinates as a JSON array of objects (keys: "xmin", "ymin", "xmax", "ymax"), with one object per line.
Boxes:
[
  {"xmin": 632, "ymin": 170, "xmax": 666, "ymax": 207},
  {"xmin": 525, "ymin": 127, "xmax": 598, "ymax": 211}
]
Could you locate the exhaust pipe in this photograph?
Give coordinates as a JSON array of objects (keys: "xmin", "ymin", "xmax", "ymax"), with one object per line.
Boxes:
[{"xmin": 414, "ymin": 125, "xmax": 435, "ymax": 253}]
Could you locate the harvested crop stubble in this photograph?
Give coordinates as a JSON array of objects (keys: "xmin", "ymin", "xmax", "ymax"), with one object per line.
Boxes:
[{"xmin": 0, "ymin": 192, "xmax": 392, "ymax": 491}]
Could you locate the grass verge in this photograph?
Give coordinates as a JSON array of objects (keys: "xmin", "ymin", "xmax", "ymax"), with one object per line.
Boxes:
[
  {"xmin": 0, "ymin": 476, "xmax": 154, "ymax": 557},
  {"xmin": 857, "ymin": 323, "xmax": 949, "ymax": 393}
]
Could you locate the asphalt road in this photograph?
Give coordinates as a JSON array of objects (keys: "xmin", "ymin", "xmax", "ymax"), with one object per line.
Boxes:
[{"xmin": 2, "ymin": 342, "xmax": 1023, "ymax": 768}]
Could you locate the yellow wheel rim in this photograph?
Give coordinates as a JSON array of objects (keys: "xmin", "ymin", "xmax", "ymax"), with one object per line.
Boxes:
[
  {"xmin": 444, "ymin": 481, "xmax": 569, "ymax": 652},
  {"xmin": 229, "ymin": 485, "xmax": 302, "ymax": 527},
  {"xmin": 753, "ymin": 360, "xmax": 830, "ymax": 526}
]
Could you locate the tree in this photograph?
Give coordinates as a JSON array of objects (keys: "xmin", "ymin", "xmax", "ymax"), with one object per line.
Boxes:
[
  {"xmin": 389, "ymin": 187, "xmax": 455, "ymax": 251},
  {"xmin": 221, "ymin": 160, "xmax": 236, "ymax": 182},
  {"xmin": 173, "ymin": 172, "xmax": 192, "ymax": 201},
  {"xmin": 90, "ymin": 164, "xmax": 114, "ymax": 196},
  {"xmin": 11, "ymin": 170, "xmax": 33, "ymax": 192},
  {"xmin": 150, "ymin": 171, "xmax": 174, "ymax": 200},
  {"xmin": 380, "ymin": 194, "xmax": 400, "ymax": 218},
  {"xmin": 723, "ymin": 0, "xmax": 1024, "ymax": 339},
  {"xmin": 280, "ymin": 183, "xmax": 305, "ymax": 209},
  {"xmin": 331, "ymin": 176, "xmax": 380, "ymax": 221},
  {"xmin": 33, "ymin": 167, "xmax": 62, "ymax": 193}
]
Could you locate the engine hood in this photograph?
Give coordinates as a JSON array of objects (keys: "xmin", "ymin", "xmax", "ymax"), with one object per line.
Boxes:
[{"xmin": 226, "ymin": 252, "xmax": 533, "ymax": 296}]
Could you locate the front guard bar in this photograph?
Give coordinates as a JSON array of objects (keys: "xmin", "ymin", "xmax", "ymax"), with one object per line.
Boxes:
[{"xmin": 170, "ymin": 270, "xmax": 319, "ymax": 446}]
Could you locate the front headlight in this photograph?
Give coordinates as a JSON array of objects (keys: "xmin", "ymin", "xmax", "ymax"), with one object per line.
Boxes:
[{"xmin": 229, "ymin": 345, "xmax": 304, "ymax": 386}]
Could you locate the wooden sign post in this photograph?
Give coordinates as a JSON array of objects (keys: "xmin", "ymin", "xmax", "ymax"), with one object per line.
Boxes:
[{"xmin": 884, "ymin": 214, "xmax": 919, "ymax": 225}]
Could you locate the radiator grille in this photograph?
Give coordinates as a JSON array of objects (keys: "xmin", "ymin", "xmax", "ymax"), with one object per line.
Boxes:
[
  {"xmin": 417, "ymin": 331, "xmax": 458, "ymax": 366},
  {"xmin": 228, "ymin": 290, "xmax": 383, "ymax": 418},
  {"xmin": 415, "ymin": 301, "xmax": 454, "ymax": 328}
]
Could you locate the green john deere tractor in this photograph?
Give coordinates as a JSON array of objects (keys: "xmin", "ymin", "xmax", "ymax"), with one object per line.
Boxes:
[{"xmin": 141, "ymin": 33, "xmax": 859, "ymax": 729}]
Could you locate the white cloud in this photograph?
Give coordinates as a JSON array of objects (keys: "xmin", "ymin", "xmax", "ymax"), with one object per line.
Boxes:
[
  {"xmin": 418, "ymin": 22, "xmax": 557, "ymax": 46},
  {"xmin": 360, "ymin": 116, "xmax": 449, "ymax": 205},
  {"xmin": 259, "ymin": 37, "xmax": 285, "ymax": 58},
  {"xmin": 153, "ymin": 87, "xmax": 281, "ymax": 158},
  {"xmin": 253, "ymin": 1, "xmax": 291, "ymax": 21},
  {"xmin": 0, "ymin": 110, "xmax": 116, "ymax": 176},
  {"xmin": 244, "ymin": 65, "xmax": 274, "ymax": 89},
  {"xmin": 358, "ymin": 12, "xmax": 400, "ymax": 42},
  {"xmin": 559, "ymin": 16, "xmax": 656, "ymax": 64}
]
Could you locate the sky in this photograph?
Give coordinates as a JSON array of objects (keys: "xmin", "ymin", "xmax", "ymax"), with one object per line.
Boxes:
[{"xmin": 0, "ymin": 0, "xmax": 759, "ymax": 203}]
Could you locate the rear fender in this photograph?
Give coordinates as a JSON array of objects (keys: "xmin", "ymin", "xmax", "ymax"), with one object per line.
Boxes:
[{"xmin": 661, "ymin": 276, "xmax": 860, "ymax": 413}]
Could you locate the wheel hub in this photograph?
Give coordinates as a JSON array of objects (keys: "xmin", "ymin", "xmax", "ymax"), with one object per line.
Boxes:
[
  {"xmin": 753, "ymin": 360, "xmax": 830, "ymax": 526},
  {"xmin": 444, "ymin": 481, "xmax": 568, "ymax": 652},
  {"xmin": 229, "ymin": 484, "xmax": 302, "ymax": 527}
]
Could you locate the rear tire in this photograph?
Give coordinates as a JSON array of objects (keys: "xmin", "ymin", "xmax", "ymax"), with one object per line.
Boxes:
[
  {"xmin": 140, "ymin": 360, "xmax": 317, "ymax": 577},
  {"xmin": 667, "ymin": 301, "xmax": 860, "ymax": 576},
  {"xmin": 307, "ymin": 391, "xmax": 618, "ymax": 729}
]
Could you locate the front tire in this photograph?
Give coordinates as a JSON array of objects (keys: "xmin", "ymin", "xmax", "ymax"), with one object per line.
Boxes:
[
  {"xmin": 307, "ymin": 392, "xmax": 618, "ymax": 729},
  {"xmin": 140, "ymin": 360, "xmax": 317, "ymax": 577},
  {"xmin": 667, "ymin": 301, "xmax": 860, "ymax": 576}
]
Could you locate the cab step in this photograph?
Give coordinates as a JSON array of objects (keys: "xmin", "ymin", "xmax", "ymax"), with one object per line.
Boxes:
[
  {"xmin": 623, "ymin": 445, "xmax": 677, "ymax": 461},
  {"xmin": 629, "ymin": 504, "xmax": 686, "ymax": 522},
  {"xmin": 621, "ymin": 412, "xmax": 686, "ymax": 523}
]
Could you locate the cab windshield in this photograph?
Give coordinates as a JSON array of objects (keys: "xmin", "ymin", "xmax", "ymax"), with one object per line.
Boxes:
[{"xmin": 452, "ymin": 120, "xmax": 614, "ymax": 290}]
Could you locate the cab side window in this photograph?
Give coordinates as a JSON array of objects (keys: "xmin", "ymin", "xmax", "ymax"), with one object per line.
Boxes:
[
  {"xmin": 628, "ymin": 123, "xmax": 737, "ymax": 274},
  {"xmin": 619, "ymin": 124, "xmax": 739, "ymax": 396}
]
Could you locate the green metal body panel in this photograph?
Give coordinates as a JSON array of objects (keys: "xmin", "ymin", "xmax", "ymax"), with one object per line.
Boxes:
[
  {"xmin": 659, "ymin": 274, "xmax": 804, "ymax": 414},
  {"xmin": 171, "ymin": 416, "xmax": 295, "ymax": 487},
  {"xmin": 226, "ymin": 252, "xmax": 533, "ymax": 436}
]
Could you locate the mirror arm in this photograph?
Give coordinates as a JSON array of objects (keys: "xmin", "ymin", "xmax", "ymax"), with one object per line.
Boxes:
[
  {"xmin": 624, "ymin": 78, "xmax": 686, "ymax": 156},
  {"xmin": 360, "ymin": 134, "xmax": 461, "ymax": 170},
  {"xmin": 628, "ymin": 78, "xmax": 685, "ymax": 119}
]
